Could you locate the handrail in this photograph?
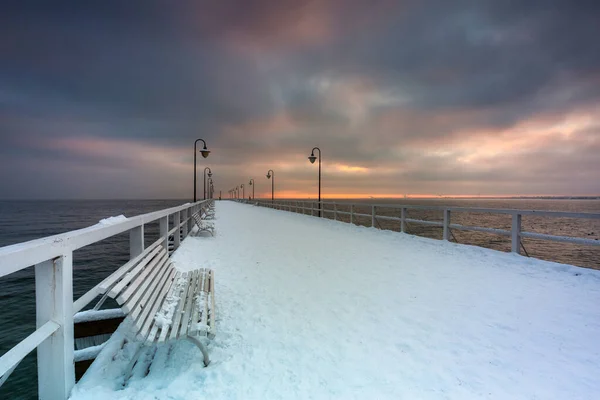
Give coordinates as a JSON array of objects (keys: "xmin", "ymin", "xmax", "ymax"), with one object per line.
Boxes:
[
  {"xmin": 240, "ymin": 199, "xmax": 600, "ymax": 251},
  {"xmin": 0, "ymin": 199, "xmax": 214, "ymax": 399}
]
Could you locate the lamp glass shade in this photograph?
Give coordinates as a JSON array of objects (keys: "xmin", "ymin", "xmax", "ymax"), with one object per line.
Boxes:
[
  {"xmin": 200, "ymin": 148, "xmax": 210, "ymax": 158},
  {"xmin": 249, "ymin": 180, "xmax": 253, "ymax": 185},
  {"xmin": 266, "ymin": 174, "xmax": 271, "ymax": 179},
  {"xmin": 208, "ymin": 172, "xmax": 212, "ymax": 177},
  {"xmin": 308, "ymin": 155, "xmax": 317, "ymax": 164}
]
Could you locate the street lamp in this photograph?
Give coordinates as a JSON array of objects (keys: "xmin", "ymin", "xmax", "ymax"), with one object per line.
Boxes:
[
  {"xmin": 193, "ymin": 139, "xmax": 210, "ymax": 202},
  {"xmin": 240, "ymin": 184, "xmax": 245, "ymax": 200},
  {"xmin": 203, "ymin": 167, "xmax": 212, "ymax": 200},
  {"xmin": 248, "ymin": 178, "xmax": 255, "ymax": 200},
  {"xmin": 308, "ymin": 147, "xmax": 322, "ymax": 217},
  {"xmin": 266, "ymin": 169, "xmax": 274, "ymax": 203},
  {"xmin": 236, "ymin": 186, "xmax": 239, "ymax": 199}
]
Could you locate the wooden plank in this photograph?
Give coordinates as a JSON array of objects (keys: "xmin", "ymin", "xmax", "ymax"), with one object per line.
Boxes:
[
  {"xmin": 188, "ymin": 270, "xmax": 205, "ymax": 336},
  {"xmin": 117, "ymin": 251, "xmax": 168, "ymax": 304},
  {"xmin": 178, "ymin": 270, "xmax": 199, "ymax": 338},
  {"xmin": 208, "ymin": 270, "xmax": 215, "ymax": 338},
  {"xmin": 108, "ymin": 247, "xmax": 164, "ymax": 298},
  {"xmin": 157, "ymin": 271, "xmax": 182, "ymax": 343},
  {"xmin": 169, "ymin": 272, "xmax": 191, "ymax": 341},
  {"xmin": 124, "ymin": 252, "xmax": 169, "ymax": 314},
  {"xmin": 98, "ymin": 242, "xmax": 162, "ymax": 293},
  {"xmin": 142, "ymin": 269, "xmax": 176, "ymax": 342},
  {"xmin": 130, "ymin": 258, "xmax": 171, "ymax": 324}
]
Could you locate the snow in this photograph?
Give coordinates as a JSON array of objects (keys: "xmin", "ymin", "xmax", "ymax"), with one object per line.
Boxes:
[
  {"xmin": 74, "ymin": 343, "xmax": 107, "ymax": 362},
  {"xmin": 74, "ymin": 309, "xmax": 125, "ymax": 324},
  {"xmin": 71, "ymin": 201, "xmax": 600, "ymax": 399},
  {"xmin": 97, "ymin": 215, "xmax": 128, "ymax": 225}
]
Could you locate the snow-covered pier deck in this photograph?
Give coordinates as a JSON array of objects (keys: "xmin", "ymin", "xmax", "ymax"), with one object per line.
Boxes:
[{"xmin": 71, "ymin": 201, "xmax": 600, "ymax": 399}]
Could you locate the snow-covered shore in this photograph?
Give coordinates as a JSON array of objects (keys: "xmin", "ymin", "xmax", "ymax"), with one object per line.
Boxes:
[{"xmin": 71, "ymin": 201, "xmax": 600, "ymax": 399}]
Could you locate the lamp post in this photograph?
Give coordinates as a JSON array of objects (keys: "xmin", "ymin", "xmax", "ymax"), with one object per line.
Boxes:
[
  {"xmin": 208, "ymin": 178, "xmax": 213, "ymax": 198},
  {"xmin": 248, "ymin": 178, "xmax": 255, "ymax": 200},
  {"xmin": 236, "ymin": 186, "xmax": 239, "ymax": 199},
  {"xmin": 308, "ymin": 147, "xmax": 322, "ymax": 217},
  {"xmin": 240, "ymin": 184, "xmax": 245, "ymax": 200},
  {"xmin": 193, "ymin": 139, "xmax": 210, "ymax": 202},
  {"xmin": 266, "ymin": 169, "xmax": 274, "ymax": 203},
  {"xmin": 203, "ymin": 167, "xmax": 212, "ymax": 200}
]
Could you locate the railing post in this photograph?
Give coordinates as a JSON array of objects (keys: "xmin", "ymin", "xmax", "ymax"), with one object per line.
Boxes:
[
  {"xmin": 334, "ymin": 203, "xmax": 337, "ymax": 220},
  {"xmin": 350, "ymin": 204, "xmax": 354, "ymax": 224},
  {"xmin": 372, "ymin": 205, "xmax": 376, "ymax": 227},
  {"xmin": 159, "ymin": 216, "xmax": 168, "ymax": 251},
  {"xmin": 443, "ymin": 209, "xmax": 451, "ymax": 241},
  {"xmin": 187, "ymin": 206, "xmax": 193, "ymax": 234},
  {"xmin": 174, "ymin": 211, "xmax": 181, "ymax": 249},
  {"xmin": 35, "ymin": 254, "xmax": 75, "ymax": 400},
  {"xmin": 511, "ymin": 213, "xmax": 522, "ymax": 254},
  {"xmin": 311, "ymin": 202, "xmax": 314, "ymax": 216},
  {"xmin": 401, "ymin": 208, "xmax": 406, "ymax": 232},
  {"xmin": 129, "ymin": 225, "xmax": 144, "ymax": 259}
]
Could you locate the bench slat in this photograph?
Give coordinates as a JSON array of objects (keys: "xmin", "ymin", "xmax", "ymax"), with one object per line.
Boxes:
[
  {"xmin": 178, "ymin": 270, "xmax": 199, "ymax": 339},
  {"xmin": 117, "ymin": 250, "xmax": 167, "ymax": 305},
  {"xmin": 169, "ymin": 272, "xmax": 191, "ymax": 341},
  {"xmin": 142, "ymin": 268, "xmax": 176, "ymax": 342},
  {"xmin": 122, "ymin": 251, "xmax": 169, "ymax": 313},
  {"xmin": 100, "ymin": 245, "xmax": 161, "ymax": 294},
  {"xmin": 208, "ymin": 270, "xmax": 215, "ymax": 338},
  {"xmin": 132, "ymin": 261, "xmax": 173, "ymax": 332},
  {"xmin": 109, "ymin": 247, "xmax": 165, "ymax": 298},
  {"xmin": 129, "ymin": 255, "xmax": 170, "ymax": 321},
  {"xmin": 155, "ymin": 270, "xmax": 182, "ymax": 343},
  {"xmin": 188, "ymin": 270, "xmax": 204, "ymax": 337}
]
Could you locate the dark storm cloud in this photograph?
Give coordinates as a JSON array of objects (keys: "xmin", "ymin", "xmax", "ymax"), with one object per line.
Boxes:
[{"xmin": 0, "ymin": 0, "xmax": 598, "ymax": 198}]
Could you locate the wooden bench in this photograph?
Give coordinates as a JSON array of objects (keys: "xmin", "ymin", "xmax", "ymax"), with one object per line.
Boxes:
[
  {"xmin": 192, "ymin": 212, "xmax": 215, "ymax": 235},
  {"xmin": 94, "ymin": 243, "xmax": 215, "ymax": 366}
]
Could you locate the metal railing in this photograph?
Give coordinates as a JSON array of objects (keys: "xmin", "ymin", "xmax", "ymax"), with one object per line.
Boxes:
[
  {"xmin": 0, "ymin": 200, "xmax": 213, "ymax": 399},
  {"xmin": 237, "ymin": 199, "xmax": 600, "ymax": 255}
]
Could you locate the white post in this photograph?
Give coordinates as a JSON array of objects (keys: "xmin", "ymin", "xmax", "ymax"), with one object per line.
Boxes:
[
  {"xmin": 311, "ymin": 202, "xmax": 314, "ymax": 216},
  {"xmin": 443, "ymin": 209, "xmax": 451, "ymax": 241},
  {"xmin": 174, "ymin": 211, "xmax": 181, "ymax": 249},
  {"xmin": 129, "ymin": 225, "xmax": 144, "ymax": 259},
  {"xmin": 401, "ymin": 208, "xmax": 406, "ymax": 232},
  {"xmin": 159, "ymin": 216, "xmax": 168, "ymax": 251},
  {"xmin": 35, "ymin": 254, "xmax": 75, "ymax": 400},
  {"xmin": 181, "ymin": 208, "xmax": 189, "ymax": 239},
  {"xmin": 187, "ymin": 207, "xmax": 193, "ymax": 234},
  {"xmin": 334, "ymin": 203, "xmax": 337, "ymax": 220},
  {"xmin": 511, "ymin": 214, "xmax": 522, "ymax": 254},
  {"xmin": 372, "ymin": 206, "xmax": 376, "ymax": 227},
  {"xmin": 350, "ymin": 204, "xmax": 354, "ymax": 224}
]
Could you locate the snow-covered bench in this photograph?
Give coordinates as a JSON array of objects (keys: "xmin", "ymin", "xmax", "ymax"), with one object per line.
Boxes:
[
  {"xmin": 192, "ymin": 212, "xmax": 215, "ymax": 235},
  {"xmin": 95, "ymin": 245, "xmax": 215, "ymax": 366}
]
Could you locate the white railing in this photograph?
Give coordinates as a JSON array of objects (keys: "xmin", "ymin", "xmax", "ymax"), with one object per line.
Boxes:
[
  {"xmin": 239, "ymin": 199, "xmax": 600, "ymax": 255},
  {"xmin": 0, "ymin": 200, "xmax": 213, "ymax": 399}
]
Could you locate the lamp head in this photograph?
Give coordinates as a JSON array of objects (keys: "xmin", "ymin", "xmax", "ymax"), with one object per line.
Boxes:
[
  {"xmin": 308, "ymin": 154, "xmax": 317, "ymax": 164},
  {"xmin": 266, "ymin": 173, "xmax": 271, "ymax": 179},
  {"xmin": 249, "ymin": 180, "xmax": 253, "ymax": 185},
  {"xmin": 200, "ymin": 146, "xmax": 210, "ymax": 158}
]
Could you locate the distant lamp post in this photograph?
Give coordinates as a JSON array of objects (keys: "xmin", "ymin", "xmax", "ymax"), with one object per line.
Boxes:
[
  {"xmin": 266, "ymin": 170, "xmax": 274, "ymax": 203},
  {"xmin": 203, "ymin": 167, "xmax": 212, "ymax": 200},
  {"xmin": 240, "ymin": 184, "xmax": 245, "ymax": 200},
  {"xmin": 193, "ymin": 139, "xmax": 210, "ymax": 202},
  {"xmin": 208, "ymin": 178, "xmax": 213, "ymax": 199},
  {"xmin": 308, "ymin": 147, "xmax": 322, "ymax": 217},
  {"xmin": 249, "ymin": 178, "xmax": 255, "ymax": 200},
  {"xmin": 236, "ymin": 186, "xmax": 239, "ymax": 199}
]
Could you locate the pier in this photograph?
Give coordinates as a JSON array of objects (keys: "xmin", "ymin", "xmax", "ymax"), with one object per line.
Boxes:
[{"xmin": 1, "ymin": 200, "xmax": 600, "ymax": 399}]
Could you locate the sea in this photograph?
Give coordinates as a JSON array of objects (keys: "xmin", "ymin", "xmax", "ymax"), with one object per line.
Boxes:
[{"xmin": 0, "ymin": 198, "xmax": 599, "ymax": 399}]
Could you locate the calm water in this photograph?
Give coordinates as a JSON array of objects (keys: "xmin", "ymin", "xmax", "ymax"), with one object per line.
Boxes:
[{"xmin": 0, "ymin": 199, "xmax": 599, "ymax": 399}]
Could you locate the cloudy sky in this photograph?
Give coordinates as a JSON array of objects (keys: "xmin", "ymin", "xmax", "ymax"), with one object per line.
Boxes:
[{"xmin": 1, "ymin": 1, "xmax": 599, "ymax": 199}]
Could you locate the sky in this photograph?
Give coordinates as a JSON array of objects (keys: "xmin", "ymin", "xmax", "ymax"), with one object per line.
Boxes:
[{"xmin": 1, "ymin": 0, "xmax": 599, "ymax": 199}]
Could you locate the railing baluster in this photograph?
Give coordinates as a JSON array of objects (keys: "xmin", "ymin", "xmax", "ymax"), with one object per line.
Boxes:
[
  {"xmin": 372, "ymin": 205, "xmax": 376, "ymax": 227},
  {"xmin": 35, "ymin": 254, "xmax": 75, "ymax": 399},
  {"xmin": 174, "ymin": 211, "xmax": 181, "ymax": 249},
  {"xmin": 159, "ymin": 216, "xmax": 168, "ymax": 251},
  {"xmin": 129, "ymin": 226, "xmax": 144, "ymax": 259},
  {"xmin": 443, "ymin": 209, "xmax": 451, "ymax": 241},
  {"xmin": 401, "ymin": 208, "xmax": 406, "ymax": 232},
  {"xmin": 334, "ymin": 203, "xmax": 337, "ymax": 220},
  {"xmin": 512, "ymin": 213, "xmax": 522, "ymax": 254},
  {"xmin": 350, "ymin": 204, "xmax": 354, "ymax": 224}
]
